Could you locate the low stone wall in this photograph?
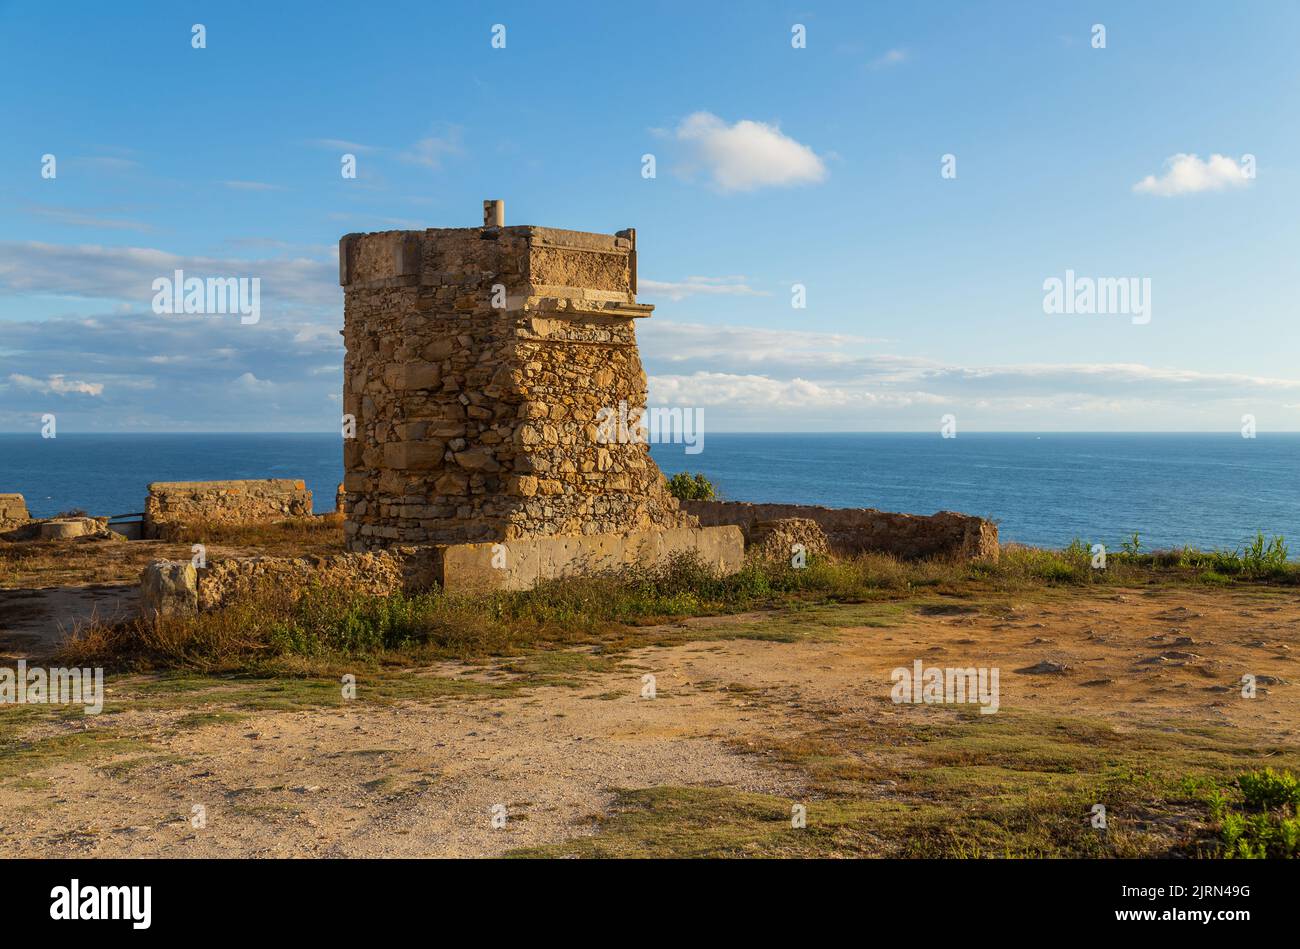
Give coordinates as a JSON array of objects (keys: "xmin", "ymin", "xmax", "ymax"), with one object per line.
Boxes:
[
  {"xmin": 438, "ymin": 525, "xmax": 743, "ymax": 592},
  {"xmin": 0, "ymin": 493, "xmax": 29, "ymax": 529},
  {"xmin": 196, "ymin": 548, "xmax": 437, "ymax": 611},
  {"xmin": 141, "ymin": 548, "xmax": 435, "ymax": 617},
  {"xmin": 681, "ymin": 500, "xmax": 999, "ymax": 562},
  {"xmin": 145, "ymin": 479, "xmax": 313, "ymax": 538},
  {"xmin": 140, "ymin": 525, "xmax": 744, "ymax": 614},
  {"xmin": 746, "ymin": 518, "xmax": 830, "ymax": 563}
]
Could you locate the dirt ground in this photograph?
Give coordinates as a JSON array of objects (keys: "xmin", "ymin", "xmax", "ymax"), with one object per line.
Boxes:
[
  {"xmin": 0, "ymin": 585, "xmax": 1295, "ymax": 857},
  {"xmin": 0, "ymin": 536, "xmax": 318, "ymax": 659},
  {"xmin": 0, "ymin": 585, "xmax": 137, "ymax": 659}
]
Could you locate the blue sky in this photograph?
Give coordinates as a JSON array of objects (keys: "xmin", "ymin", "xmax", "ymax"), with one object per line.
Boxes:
[{"xmin": 2, "ymin": 0, "xmax": 1298, "ymax": 432}]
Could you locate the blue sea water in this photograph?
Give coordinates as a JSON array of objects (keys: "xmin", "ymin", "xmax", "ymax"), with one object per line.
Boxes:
[
  {"xmin": 0, "ymin": 432, "xmax": 1295, "ymax": 553},
  {"xmin": 0, "ymin": 433, "xmax": 344, "ymax": 521}
]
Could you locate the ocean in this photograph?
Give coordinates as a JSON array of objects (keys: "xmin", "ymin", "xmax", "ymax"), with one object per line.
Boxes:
[{"xmin": 0, "ymin": 432, "xmax": 1295, "ymax": 554}]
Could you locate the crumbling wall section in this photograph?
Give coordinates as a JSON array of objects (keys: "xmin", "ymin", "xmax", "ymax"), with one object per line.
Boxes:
[
  {"xmin": 145, "ymin": 479, "xmax": 313, "ymax": 538},
  {"xmin": 195, "ymin": 547, "xmax": 438, "ymax": 611},
  {"xmin": 682, "ymin": 500, "xmax": 999, "ymax": 561},
  {"xmin": 0, "ymin": 493, "xmax": 30, "ymax": 530},
  {"xmin": 140, "ymin": 524, "xmax": 744, "ymax": 612}
]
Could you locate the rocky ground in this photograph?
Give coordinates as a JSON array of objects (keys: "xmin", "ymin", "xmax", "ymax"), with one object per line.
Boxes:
[{"xmin": 1, "ymin": 580, "xmax": 1295, "ymax": 857}]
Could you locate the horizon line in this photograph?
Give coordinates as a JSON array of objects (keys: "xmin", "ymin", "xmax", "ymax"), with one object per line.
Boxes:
[{"xmin": 2, "ymin": 430, "xmax": 1299, "ymax": 437}]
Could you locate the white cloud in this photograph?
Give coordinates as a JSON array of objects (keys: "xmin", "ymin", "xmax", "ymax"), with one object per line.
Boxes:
[
  {"xmin": 636, "ymin": 318, "xmax": 1300, "ymax": 429},
  {"xmin": 221, "ymin": 180, "xmax": 283, "ymax": 191},
  {"xmin": 26, "ymin": 206, "xmax": 154, "ymax": 231},
  {"xmin": 0, "ymin": 307, "xmax": 343, "ymax": 431},
  {"xmin": 399, "ymin": 127, "xmax": 465, "ymax": 170},
  {"xmin": 293, "ymin": 325, "xmax": 342, "ymax": 344},
  {"xmin": 1133, "ymin": 153, "xmax": 1252, "ymax": 196},
  {"xmin": 638, "ymin": 276, "xmax": 768, "ymax": 301},
  {"xmin": 232, "ymin": 371, "xmax": 274, "ymax": 392},
  {"xmin": 7, "ymin": 373, "xmax": 104, "ymax": 396},
  {"xmin": 68, "ymin": 155, "xmax": 140, "ymax": 173},
  {"xmin": 0, "ymin": 241, "xmax": 339, "ymax": 311},
  {"xmin": 869, "ymin": 48, "xmax": 908, "ymax": 69},
  {"xmin": 309, "ymin": 138, "xmax": 377, "ymax": 153},
  {"xmin": 674, "ymin": 112, "xmax": 826, "ymax": 192},
  {"xmin": 650, "ymin": 371, "xmax": 940, "ymax": 409},
  {"xmin": 642, "ymin": 321, "xmax": 884, "ymax": 371},
  {"xmin": 326, "ymin": 212, "xmax": 425, "ymax": 230},
  {"xmin": 649, "ymin": 360, "xmax": 1300, "ymax": 408}
]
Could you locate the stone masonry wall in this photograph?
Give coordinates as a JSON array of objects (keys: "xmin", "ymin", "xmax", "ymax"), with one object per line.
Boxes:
[
  {"xmin": 141, "ymin": 524, "xmax": 744, "ymax": 614},
  {"xmin": 140, "ymin": 547, "xmax": 437, "ymax": 616},
  {"xmin": 340, "ymin": 209, "xmax": 691, "ymax": 552},
  {"xmin": 195, "ymin": 548, "xmax": 437, "ymax": 612},
  {"xmin": 682, "ymin": 500, "xmax": 999, "ymax": 561},
  {"xmin": 145, "ymin": 479, "xmax": 313, "ymax": 538},
  {"xmin": 0, "ymin": 493, "xmax": 29, "ymax": 529}
]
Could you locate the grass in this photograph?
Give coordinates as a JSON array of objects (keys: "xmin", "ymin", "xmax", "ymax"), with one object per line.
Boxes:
[
  {"xmin": 0, "ymin": 536, "xmax": 151, "ymax": 588},
  {"xmin": 1058, "ymin": 532, "xmax": 1296, "ymax": 582},
  {"xmin": 96, "ymin": 753, "xmax": 189, "ymax": 779},
  {"xmin": 173, "ymin": 710, "xmax": 248, "ymax": 729},
  {"xmin": 517, "ymin": 707, "xmax": 1300, "ymax": 859},
  {"xmin": 0, "ymin": 729, "xmax": 149, "ymax": 782},
  {"xmin": 106, "ymin": 668, "xmax": 520, "ymax": 712},
  {"xmin": 1182, "ymin": 768, "xmax": 1300, "ymax": 858},
  {"xmin": 58, "ymin": 552, "xmax": 839, "ymax": 672},
  {"xmin": 511, "ymin": 786, "xmax": 855, "ymax": 858},
  {"xmin": 154, "ymin": 514, "xmax": 345, "ymax": 550},
  {"xmin": 53, "ymin": 537, "xmax": 1300, "ymax": 677}
]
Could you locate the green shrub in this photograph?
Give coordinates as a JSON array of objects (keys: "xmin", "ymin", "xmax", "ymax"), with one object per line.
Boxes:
[
  {"xmin": 268, "ymin": 587, "xmax": 426, "ymax": 657},
  {"xmin": 1000, "ymin": 547, "xmax": 1089, "ymax": 583},
  {"xmin": 1238, "ymin": 767, "xmax": 1300, "ymax": 811},
  {"xmin": 1241, "ymin": 532, "xmax": 1289, "ymax": 575},
  {"xmin": 1063, "ymin": 538, "xmax": 1090, "ymax": 563},
  {"xmin": 1177, "ymin": 534, "xmax": 1289, "ymax": 579},
  {"xmin": 666, "ymin": 472, "xmax": 718, "ymax": 501},
  {"xmin": 1206, "ymin": 768, "xmax": 1300, "ymax": 859}
]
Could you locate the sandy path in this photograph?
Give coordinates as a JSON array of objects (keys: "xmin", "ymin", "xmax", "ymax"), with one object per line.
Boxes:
[{"xmin": 1, "ymin": 665, "xmax": 799, "ymax": 858}]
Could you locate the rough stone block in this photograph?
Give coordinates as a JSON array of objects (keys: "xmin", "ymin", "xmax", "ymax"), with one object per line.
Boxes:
[
  {"xmin": 140, "ymin": 561, "xmax": 198, "ymax": 617},
  {"xmin": 383, "ymin": 361, "xmax": 442, "ymax": 390},
  {"xmin": 383, "ymin": 442, "xmax": 444, "ymax": 471},
  {"xmin": 0, "ymin": 493, "xmax": 31, "ymax": 529},
  {"xmin": 747, "ymin": 518, "xmax": 831, "ymax": 562},
  {"xmin": 438, "ymin": 525, "xmax": 743, "ymax": 593}
]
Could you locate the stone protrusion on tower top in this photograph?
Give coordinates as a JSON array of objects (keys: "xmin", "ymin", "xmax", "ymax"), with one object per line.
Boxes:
[
  {"xmin": 338, "ymin": 204, "xmax": 692, "ymax": 552},
  {"xmin": 482, "ymin": 198, "xmax": 504, "ymax": 228}
]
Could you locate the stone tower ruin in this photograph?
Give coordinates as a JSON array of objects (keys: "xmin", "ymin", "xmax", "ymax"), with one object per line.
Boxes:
[{"xmin": 339, "ymin": 200, "xmax": 692, "ymax": 552}]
